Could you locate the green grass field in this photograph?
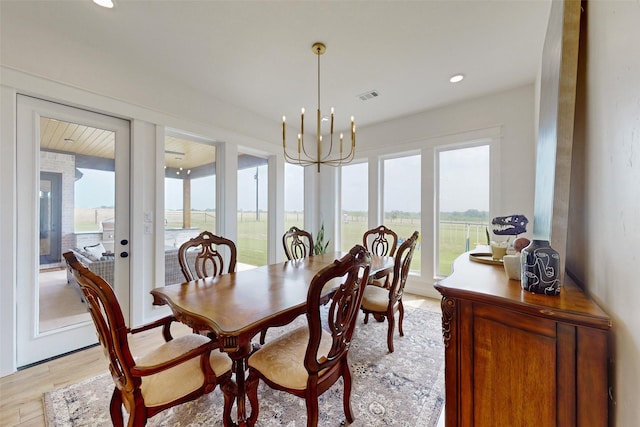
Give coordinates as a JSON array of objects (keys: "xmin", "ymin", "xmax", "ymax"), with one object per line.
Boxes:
[{"xmin": 76, "ymin": 209, "xmax": 487, "ymax": 276}]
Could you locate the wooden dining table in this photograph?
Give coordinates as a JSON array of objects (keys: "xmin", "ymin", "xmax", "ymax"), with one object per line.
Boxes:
[{"xmin": 150, "ymin": 251, "xmax": 394, "ymax": 427}]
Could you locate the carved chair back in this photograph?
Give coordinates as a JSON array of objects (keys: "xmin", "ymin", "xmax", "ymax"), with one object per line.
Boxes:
[
  {"xmin": 305, "ymin": 244, "xmax": 371, "ymax": 375},
  {"xmin": 282, "ymin": 226, "xmax": 315, "ymax": 261},
  {"xmin": 389, "ymin": 231, "xmax": 420, "ymax": 304},
  {"xmin": 363, "ymin": 225, "xmax": 399, "ymax": 257},
  {"xmin": 63, "ymin": 252, "xmax": 136, "ymax": 391},
  {"xmin": 178, "ymin": 231, "xmax": 237, "ymax": 281}
]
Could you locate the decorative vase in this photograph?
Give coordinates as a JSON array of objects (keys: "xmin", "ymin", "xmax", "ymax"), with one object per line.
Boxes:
[
  {"xmin": 503, "ymin": 254, "xmax": 521, "ymax": 280},
  {"xmin": 521, "ymin": 239, "xmax": 560, "ymax": 295}
]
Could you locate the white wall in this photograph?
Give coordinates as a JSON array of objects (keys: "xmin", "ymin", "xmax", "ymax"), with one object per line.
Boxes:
[
  {"xmin": 0, "ymin": 10, "xmax": 276, "ymax": 151},
  {"xmin": 0, "ymin": 85, "xmax": 18, "ymax": 376},
  {"xmin": 567, "ymin": 1, "xmax": 640, "ymax": 425}
]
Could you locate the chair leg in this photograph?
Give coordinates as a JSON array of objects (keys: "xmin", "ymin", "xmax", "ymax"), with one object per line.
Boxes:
[
  {"xmin": 246, "ymin": 370, "xmax": 260, "ymax": 427},
  {"xmin": 304, "ymin": 387, "xmax": 320, "ymax": 427},
  {"xmin": 398, "ymin": 301, "xmax": 405, "ymax": 337},
  {"xmin": 363, "ymin": 312, "xmax": 370, "ymax": 324},
  {"xmin": 342, "ymin": 362, "xmax": 355, "ymax": 424},
  {"xmin": 387, "ymin": 312, "xmax": 395, "ymax": 353},
  {"xmin": 109, "ymin": 388, "xmax": 124, "ymax": 427},
  {"xmin": 259, "ymin": 328, "xmax": 267, "ymax": 345},
  {"xmin": 125, "ymin": 400, "xmax": 147, "ymax": 427}
]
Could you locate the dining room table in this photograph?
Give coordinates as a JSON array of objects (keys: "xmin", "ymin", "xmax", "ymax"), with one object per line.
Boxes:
[{"xmin": 150, "ymin": 251, "xmax": 395, "ymax": 427}]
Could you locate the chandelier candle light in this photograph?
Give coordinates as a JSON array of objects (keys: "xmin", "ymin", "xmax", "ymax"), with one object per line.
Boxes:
[{"xmin": 282, "ymin": 42, "xmax": 356, "ymax": 172}]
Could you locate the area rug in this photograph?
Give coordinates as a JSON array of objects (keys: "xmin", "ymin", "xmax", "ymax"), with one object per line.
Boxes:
[{"xmin": 43, "ymin": 306, "xmax": 444, "ymax": 426}]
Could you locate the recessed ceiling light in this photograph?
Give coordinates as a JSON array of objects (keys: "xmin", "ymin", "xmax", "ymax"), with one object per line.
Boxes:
[
  {"xmin": 93, "ymin": 0, "xmax": 114, "ymax": 9},
  {"xmin": 449, "ymin": 74, "xmax": 465, "ymax": 83}
]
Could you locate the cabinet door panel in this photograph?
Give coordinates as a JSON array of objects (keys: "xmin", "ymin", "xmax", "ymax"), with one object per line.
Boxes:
[
  {"xmin": 473, "ymin": 312, "xmax": 556, "ymax": 426},
  {"xmin": 577, "ymin": 327, "xmax": 609, "ymax": 426}
]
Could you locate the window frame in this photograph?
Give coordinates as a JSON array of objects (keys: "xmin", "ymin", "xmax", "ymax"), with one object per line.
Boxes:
[
  {"xmin": 336, "ymin": 127, "xmax": 501, "ymax": 296},
  {"xmin": 434, "ymin": 141, "xmax": 493, "ymax": 277},
  {"xmin": 380, "ymin": 151, "xmax": 422, "ymax": 274}
]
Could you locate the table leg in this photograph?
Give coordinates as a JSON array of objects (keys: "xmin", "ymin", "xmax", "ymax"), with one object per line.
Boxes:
[
  {"xmin": 235, "ymin": 357, "xmax": 248, "ymax": 427},
  {"xmin": 224, "ymin": 343, "xmax": 255, "ymax": 427}
]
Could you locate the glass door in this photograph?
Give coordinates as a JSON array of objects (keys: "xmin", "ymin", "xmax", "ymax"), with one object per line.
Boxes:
[{"xmin": 16, "ymin": 95, "xmax": 130, "ymax": 367}]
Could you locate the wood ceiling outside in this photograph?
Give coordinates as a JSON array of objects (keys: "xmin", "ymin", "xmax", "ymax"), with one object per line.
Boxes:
[{"xmin": 39, "ymin": 117, "xmax": 217, "ymax": 170}]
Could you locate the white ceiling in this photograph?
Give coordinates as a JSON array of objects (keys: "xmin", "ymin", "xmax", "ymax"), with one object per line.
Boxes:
[{"xmin": 1, "ymin": 0, "xmax": 551, "ymax": 132}]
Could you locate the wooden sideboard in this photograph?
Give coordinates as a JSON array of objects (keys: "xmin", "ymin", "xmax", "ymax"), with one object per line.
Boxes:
[{"xmin": 434, "ymin": 252, "xmax": 611, "ymax": 427}]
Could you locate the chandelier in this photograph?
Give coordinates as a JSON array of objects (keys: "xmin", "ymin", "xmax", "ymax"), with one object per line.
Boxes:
[{"xmin": 282, "ymin": 42, "xmax": 356, "ymax": 172}]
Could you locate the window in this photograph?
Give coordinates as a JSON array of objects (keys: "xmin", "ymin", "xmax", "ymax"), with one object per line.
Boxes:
[
  {"xmin": 163, "ymin": 133, "xmax": 216, "ymax": 285},
  {"xmin": 284, "ymin": 163, "xmax": 304, "ymax": 230},
  {"xmin": 436, "ymin": 144, "xmax": 490, "ymax": 276},
  {"xmin": 164, "ymin": 134, "xmax": 216, "ymax": 251},
  {"xmin": 340, "ymin": 162, "xmax": 368, "ymax": 251},
  {"xmin": 237, "ymin": 153, "xmax": 268, "ymax": 267},
  {"xmin": 383, "ymin": 154, "xmax": 421, "ymax": 273}
]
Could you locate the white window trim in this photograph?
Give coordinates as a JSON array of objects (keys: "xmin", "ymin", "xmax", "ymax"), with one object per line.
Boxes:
[
  {"xmin": 339, "ymin": 126, "xmax": 501, "ymax": 297},
  {"xmin": 433, "ymin": 137, "xmax": 501, "ymax": 279}
]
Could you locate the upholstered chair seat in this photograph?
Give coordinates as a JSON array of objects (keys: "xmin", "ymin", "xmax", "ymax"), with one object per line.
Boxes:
[
  {"xmin": 137, "ymin": 334, "xmax": 232, "ymax": 407},
  {"xmin": 361, "ymin": 285, "xmax": 392, "ymax": 313},
  {"xmin": 248, "ymin": 327, "xmax": 332, "ymax": 390}
]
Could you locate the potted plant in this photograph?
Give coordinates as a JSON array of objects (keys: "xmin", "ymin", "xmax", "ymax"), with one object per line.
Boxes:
[{"xmin": 314, "ymin": 223, "xmax": 330, "ymax": 255}]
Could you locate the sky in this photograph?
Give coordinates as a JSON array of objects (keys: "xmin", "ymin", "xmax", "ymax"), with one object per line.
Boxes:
[
  {"xmin": 75, "ymin": 168, "xmax": 115, "ymax": 208},
  {"xmin": 341, "ymin": 146, "xmax": 489, "ymax": 213},
  {"xmin": 75, "ymin": 145, "xmax": 489, "ymax": 213},
  {"xmin": 438, "ymin": 145, "xmax": 490, "ymax": 212}
]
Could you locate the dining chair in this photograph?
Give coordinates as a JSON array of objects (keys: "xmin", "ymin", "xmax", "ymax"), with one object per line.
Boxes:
[
  {"xmin": 360, "ymin": 230, "xmax": 419, "ymax": 353},
  {"xmin": 178, "ymin": 230, "xmax": 237, "ymax": 281},
  {"xmin": 259, "ymin": 225, "xmax": 316, "ymax": 346},
  {"xmin": 282, "ymin": 226, "xmax": 315, "ymax": 261},
  {"xmin": 62, "ymin": 251, "xmax": 235, "ymax": 427},
  {"xmin": 245, "ymin": 245, "xmax": 371, "ymax": 427},
  {"xmin": 362, "ymin": 225, "xmax": 399, "ymax": 288}
]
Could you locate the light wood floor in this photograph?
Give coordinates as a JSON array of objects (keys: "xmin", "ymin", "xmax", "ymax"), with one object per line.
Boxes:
[{"xmin": 0, "ymin": 294, "xmax": 442, "ymax": 427}]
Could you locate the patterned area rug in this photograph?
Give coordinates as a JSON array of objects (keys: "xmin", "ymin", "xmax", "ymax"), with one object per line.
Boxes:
[{"xmin": 44, "ymin": 306, "xmax": 444, "ymax": 426}]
